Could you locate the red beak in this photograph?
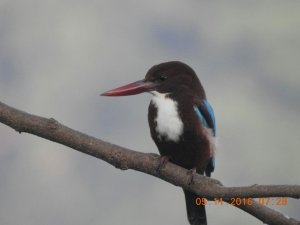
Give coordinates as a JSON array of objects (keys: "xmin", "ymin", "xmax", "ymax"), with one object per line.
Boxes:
[{"xmin": 101, "ymin": 79, "xmax": 156, "ymax": 96}]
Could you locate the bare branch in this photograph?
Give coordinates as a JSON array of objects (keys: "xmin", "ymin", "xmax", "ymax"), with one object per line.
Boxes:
[{"xmin": 0, "ymin": 101, "xmax": 299, "ymax": 225}]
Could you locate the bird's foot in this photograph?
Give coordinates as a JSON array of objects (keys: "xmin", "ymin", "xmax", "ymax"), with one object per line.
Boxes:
[
  {"xmin": 156, "ymin": 155, "xmax": 169, "ymax": 172},
  {"xmin": 187, "ymin": 168, "xmax": 197, "ymax": 185},
  {"xmin": 148, "ymin": 153, "xmax": 160, "ymax": 158}
]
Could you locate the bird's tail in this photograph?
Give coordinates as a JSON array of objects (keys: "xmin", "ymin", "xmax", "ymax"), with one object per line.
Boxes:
[{"xmin": 183, "ymin": 190, "xmax": 207, "ymax": 225}]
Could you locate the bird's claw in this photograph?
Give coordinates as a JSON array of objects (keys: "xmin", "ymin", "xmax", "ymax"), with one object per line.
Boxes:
[
  {"xmin": 187, "ymin": 168, "xmax": 197, "ymax": 185},
  {"xmin": 148, "ymin": 153, "xmax": 160, "ymax": 158},
  {"xmin": 156, "ymin": 155, "xmax": 169, "ymax": 172}
]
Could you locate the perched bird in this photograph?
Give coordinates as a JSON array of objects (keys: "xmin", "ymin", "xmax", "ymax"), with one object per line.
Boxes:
[{"xmin": 101, "ymin": 61, "xmax": 216, "ymax": 225}]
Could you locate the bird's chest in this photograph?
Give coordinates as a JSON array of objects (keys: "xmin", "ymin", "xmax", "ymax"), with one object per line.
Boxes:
[{"xmin": 149, "ymin": 95, "xmax": 184, "ymax": 142}]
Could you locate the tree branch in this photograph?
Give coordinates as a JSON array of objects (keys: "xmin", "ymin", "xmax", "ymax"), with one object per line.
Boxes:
[{"xmin": 0, "ymin": 101, "xmax": 299, "ymax": 225}]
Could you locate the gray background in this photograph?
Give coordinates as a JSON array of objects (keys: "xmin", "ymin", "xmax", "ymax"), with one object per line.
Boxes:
[{"xmin": 0, "ymin": 1, "xmax": 299, "ymax": 225}]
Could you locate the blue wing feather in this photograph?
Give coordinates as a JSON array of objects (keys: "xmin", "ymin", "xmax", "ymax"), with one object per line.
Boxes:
[
  {"xmin": 193, "ymin": 100, "xmax": 216, "ymax": 136},
  {"xmin": 193, "ymin": 105, "xmax": 208, "ymax": 128},
  {"xmin": 193, "ymin": 100, "xmax": 216, "ymax": 176},
  {"xmin": 203, "ymin": 100, "xmax": 216, "ymax": 136}
]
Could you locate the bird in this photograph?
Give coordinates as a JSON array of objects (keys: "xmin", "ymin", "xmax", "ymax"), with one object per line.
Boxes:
[{"xmin": 101, "ymin": 61, "xmax": 216, "ymax": 225}]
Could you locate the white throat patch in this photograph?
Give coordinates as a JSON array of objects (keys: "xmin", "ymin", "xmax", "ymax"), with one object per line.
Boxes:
[{"xmin": 151, "ymin": 91, "xmax": 184, "ymax": 142}]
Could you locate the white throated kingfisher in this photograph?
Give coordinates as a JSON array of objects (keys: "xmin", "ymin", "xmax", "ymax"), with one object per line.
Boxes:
[{"xmin": 101, "ymin": 61, "xmax": 216, "ymax": 225}]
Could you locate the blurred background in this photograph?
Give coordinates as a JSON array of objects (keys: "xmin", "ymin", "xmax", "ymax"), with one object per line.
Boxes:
[{"xmin": 0, "ymin": 1, "xmax": 299, "ymax": 224}]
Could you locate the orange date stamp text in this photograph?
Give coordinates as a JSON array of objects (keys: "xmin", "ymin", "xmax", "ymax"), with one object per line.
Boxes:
[{"xmin": 195, "ymin": 197, "xmax": 288, "ymax": 206}]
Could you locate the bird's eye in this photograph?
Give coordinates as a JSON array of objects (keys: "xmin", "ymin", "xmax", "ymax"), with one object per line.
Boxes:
[{"xmin": 158, "ymin": 74, "xmax": 167, "ymax": 81}]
